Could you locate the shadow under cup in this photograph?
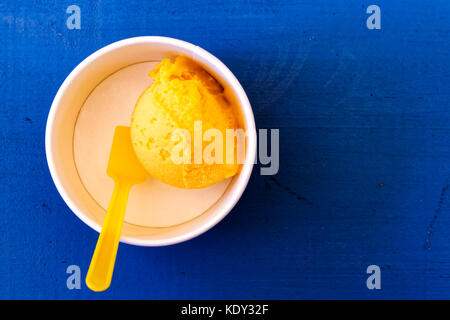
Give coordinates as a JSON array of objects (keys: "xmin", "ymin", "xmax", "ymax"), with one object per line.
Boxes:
[{"xmin": 45, "ymin": 37, "xmax": 256, "ymax": 246}]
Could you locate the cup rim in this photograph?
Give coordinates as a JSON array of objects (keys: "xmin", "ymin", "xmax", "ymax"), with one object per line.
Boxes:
[{"xmin": 45, "ymin": 36, "xmax": 256, "ymax": 246}]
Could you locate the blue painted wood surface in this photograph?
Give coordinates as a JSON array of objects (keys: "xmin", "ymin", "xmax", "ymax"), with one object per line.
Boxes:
[{"xmin": 0, "ymin": 0, "xmax": 449, "ymax": 299}]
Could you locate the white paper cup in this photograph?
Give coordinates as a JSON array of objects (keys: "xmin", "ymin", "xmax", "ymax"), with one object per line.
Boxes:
[{"xmin": 45, "ymin": 36, "xmax": 256, "ymax": 246}]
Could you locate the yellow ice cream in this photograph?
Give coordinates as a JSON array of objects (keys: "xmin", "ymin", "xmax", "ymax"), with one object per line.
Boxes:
[{"xmin": 130, "ymin": 56, "xmax": 241, "ymax": 189}]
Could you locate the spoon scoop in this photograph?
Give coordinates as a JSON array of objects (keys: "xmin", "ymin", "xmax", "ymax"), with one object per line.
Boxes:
[{"xmin": 86, "ymin": 125, "xmax": 148, "ymax": 291}]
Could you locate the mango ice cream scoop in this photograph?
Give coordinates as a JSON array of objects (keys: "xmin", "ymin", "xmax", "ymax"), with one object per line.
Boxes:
[{"xmin": 131, "ymin": 56, "xmax": 241, "ymax": 189}]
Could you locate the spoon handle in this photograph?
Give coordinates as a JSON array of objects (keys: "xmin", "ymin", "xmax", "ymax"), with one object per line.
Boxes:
[{"xmin": 86, "ymin": 180, "xmax": 132, "ymax": 292}]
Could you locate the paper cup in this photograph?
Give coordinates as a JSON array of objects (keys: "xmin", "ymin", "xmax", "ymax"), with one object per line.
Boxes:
[{"xmin": 45, "ymin": 36, "xmax": 256, "ymax": 246}]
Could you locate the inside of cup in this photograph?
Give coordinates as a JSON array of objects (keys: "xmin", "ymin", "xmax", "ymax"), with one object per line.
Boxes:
[{"xmin": 47, "ymin": 38, "xmax": 251, "ymax": 245}]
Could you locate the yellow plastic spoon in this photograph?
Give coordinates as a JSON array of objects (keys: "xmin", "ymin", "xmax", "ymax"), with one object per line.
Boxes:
[{"xmin": 86, "ymin": 126, "xmax": 148, "ymax": 292}]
